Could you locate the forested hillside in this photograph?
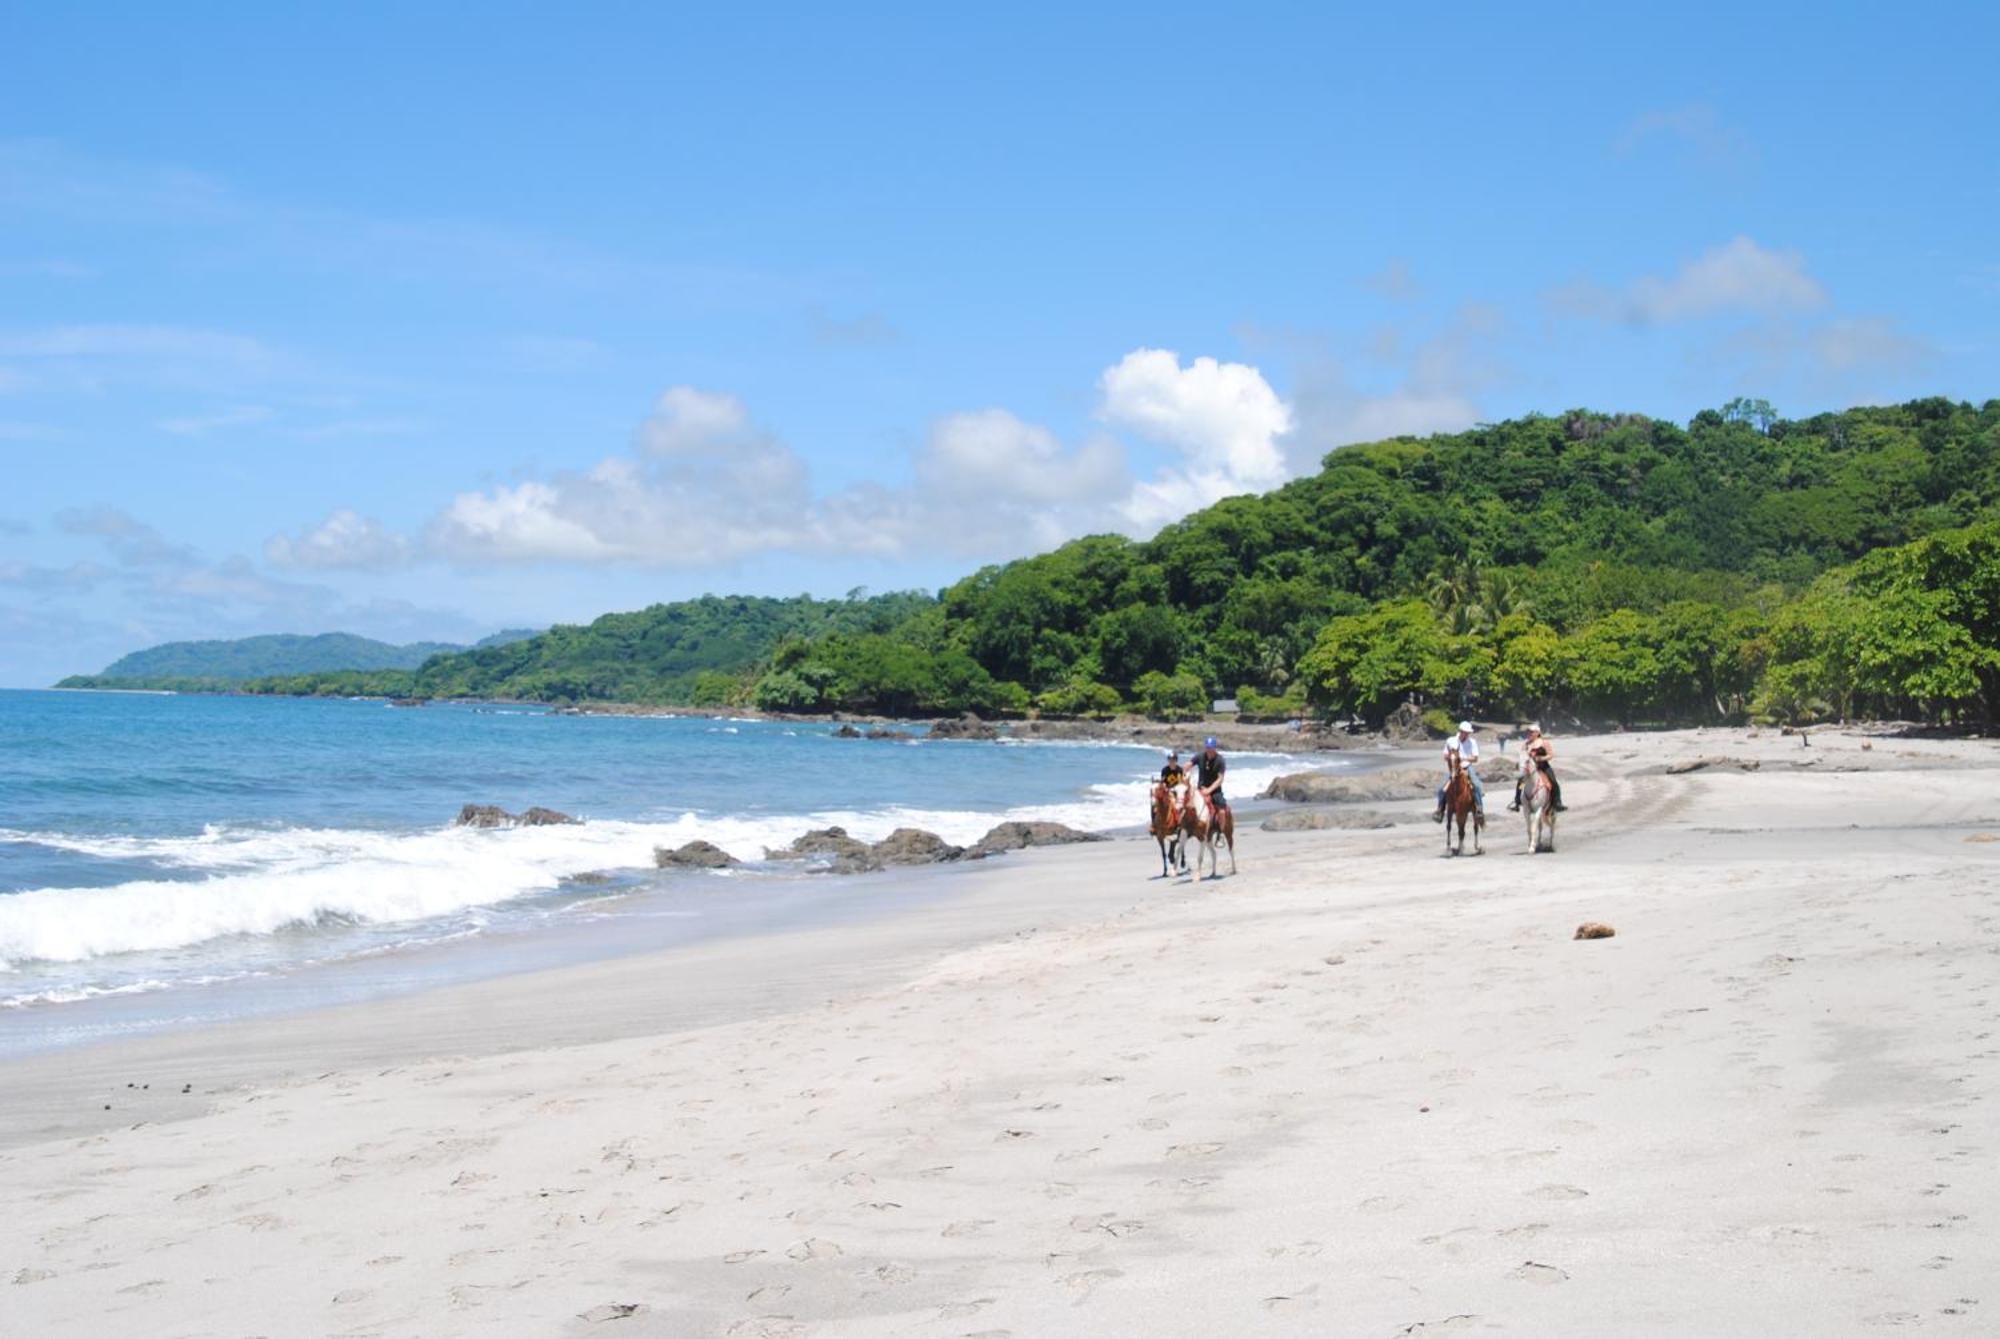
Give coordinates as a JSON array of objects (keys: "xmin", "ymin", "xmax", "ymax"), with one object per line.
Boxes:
[
  {"xmin": 57, "ymin": 630, "xmax": 536, "ymax": 690},
  {"xmin": 232, "ymin": 397, "xmax": 2000, "ymax": 728}
]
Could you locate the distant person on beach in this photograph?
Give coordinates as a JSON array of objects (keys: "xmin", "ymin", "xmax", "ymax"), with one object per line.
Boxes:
[
  {"xmin": 1433, "ymin": 721, "xmax": 1484, "ymax": 822},
  {"xmin": 1508, "ymin": 723, "xmax": 1567, "ymax": 811},
  {"xmin": 1194, "ymin": 737, "xmax": 1228, "ymax": 816}
]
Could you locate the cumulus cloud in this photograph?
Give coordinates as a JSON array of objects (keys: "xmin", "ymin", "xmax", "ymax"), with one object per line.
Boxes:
[
  {"xmin": 265, "ymin": 508, "xmax": 413, "ymax": 570},
  {"xmin": 916, "ymin": 409, "xmax": 1128, "ymax": 506},
  {"xmin": 428, "ymin": 387, "xmax": 849, "ymax": 566},
  {"xmin": 1098, "ymin": 349, "xmax": 1293, "ymax": 528},
  {"xmin": 1549, "ymin": 236, "xmax": 1827, "ymax": 325}
]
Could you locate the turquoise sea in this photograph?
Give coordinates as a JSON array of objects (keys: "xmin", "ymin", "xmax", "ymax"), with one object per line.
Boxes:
[{"xmin": 0, "ymin": 690, "xmax": 1320, "ymax": 1051}]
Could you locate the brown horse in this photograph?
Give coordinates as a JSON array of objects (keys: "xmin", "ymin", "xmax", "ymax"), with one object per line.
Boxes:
[
  {"xmin": 1150, "ymin": 783, "xmax": 1187, "ymax": 877},
  {"xmin": 1443, "ymin": 750, "xmax": 1482, "ymax": 857},
  {"xmin": 1176, "ymin": 782, "xmax": 1236, "ymax": 882}
]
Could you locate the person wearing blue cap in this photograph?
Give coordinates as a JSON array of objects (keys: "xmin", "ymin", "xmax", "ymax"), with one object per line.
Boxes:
[{"xmin": 1194, "ymin": 736, "xmax": 1228, "ymax": 817}]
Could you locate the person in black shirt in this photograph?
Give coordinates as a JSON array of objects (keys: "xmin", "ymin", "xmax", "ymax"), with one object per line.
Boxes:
[
  {"xmin": 1160, "ymin": 751, "xmax": 1186, "ymax": 788},
  {"xmin": 1195, "ymin": 736, "xmax": 1228, "ymax": 812}
]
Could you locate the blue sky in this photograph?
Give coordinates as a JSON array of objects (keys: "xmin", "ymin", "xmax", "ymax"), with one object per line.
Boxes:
[{"xmin": 2, "ymin": 2, "xmax": 1995, "ymax": 686}]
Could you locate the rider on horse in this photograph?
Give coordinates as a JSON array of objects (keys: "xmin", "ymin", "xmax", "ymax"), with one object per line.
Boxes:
[
  {"xmin": 1195, "ymin": 737, "xmax": 1228, "ymax": 816},
  {"xmin": 1432, "ymin": 720, "xmax": 1485, "ymax": 822},
  {"xmin": 1160, "ymin": 751, "xmax": 1186, "ymax": 789},
  {"xmin": 1508, "ymin": 723, "xmax": 1567, "ymax": 812}
]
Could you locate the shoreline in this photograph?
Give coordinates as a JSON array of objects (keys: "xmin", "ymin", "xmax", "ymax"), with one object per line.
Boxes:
[{"xmin": 4, "ymin": 726, "xmax": 1997, "ymax": 1334}]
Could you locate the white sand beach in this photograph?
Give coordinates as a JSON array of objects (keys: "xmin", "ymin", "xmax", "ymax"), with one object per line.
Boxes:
[{"xmin": 4, "ymin": 727, "xmax": 1997, "ymax": 1337}]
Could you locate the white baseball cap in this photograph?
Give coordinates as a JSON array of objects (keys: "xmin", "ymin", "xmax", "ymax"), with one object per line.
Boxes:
[{"xmin": 1457, "ymin": 720, "xmax": 1474, "ymax": 733}]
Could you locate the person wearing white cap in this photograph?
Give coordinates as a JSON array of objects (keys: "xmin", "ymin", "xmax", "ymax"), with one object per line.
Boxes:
[
  {"xmin": 1433, "ymin": 720, "xmax": 1483, "ymax": 822},
  {"xmin": 1509, "ymin": 723, "xmax": 1566, "ymax": 812}
]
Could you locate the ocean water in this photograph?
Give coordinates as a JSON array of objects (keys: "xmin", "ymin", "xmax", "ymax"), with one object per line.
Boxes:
[{"xmin": 0, "ymin": 689, "xmax": 1323, "ymax": 1040}]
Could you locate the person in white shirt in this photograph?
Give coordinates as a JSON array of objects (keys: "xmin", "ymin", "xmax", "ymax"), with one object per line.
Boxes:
[{"xmin": 1432, "ymin": 720, "xmax": 1484, "ymax": 822}]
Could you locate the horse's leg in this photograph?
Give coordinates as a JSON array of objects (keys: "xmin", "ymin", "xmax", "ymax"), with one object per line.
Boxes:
[{"xmin": 1225, "ymin": 817, "xmax": 1236, "ymax": 874}]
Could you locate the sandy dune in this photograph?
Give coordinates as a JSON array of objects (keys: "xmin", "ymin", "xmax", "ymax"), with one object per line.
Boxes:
[{"xmin": 3, "ymin": 728, "xmax": 1997, "ymax": 1336}]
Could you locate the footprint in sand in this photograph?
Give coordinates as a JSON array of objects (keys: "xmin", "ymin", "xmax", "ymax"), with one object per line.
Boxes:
[
  {"xmin": 1527, "ymin": 1185, "xmax": 1589, "ymax": 1201},
  {"xmin": 723, "ymin": 1319, "xmax": 806, "ymax": 1339},
  {"xmin": 938, "ymin": 1298, "xmax": 996, "ymax": 1319},
  {"xmin": 786, "ymin": 1238, "xmax": 842, "ymax": 1261},
  {"xmin": 1510, "ymin": 1260, "xmax": 1569, "ymax": 1285},
  {"xmin": 722, "ymin": 1249, "xmax": 767, "ymax": 1265},
  {"xmin": 942, "ymin": 1220, "xmax": 996, "ymax": 1238},
  {"xmin": 1261, "ymin": 1284, "xmax": 1319, "ymax": 1312},
  {"xmin": 869, "ymin": 1261, "xmax": 916, "ymax": 1285},
  {"xmin": 12, "ymin": 1269, "xmax": 55, "ymax": 1285},
  {"xmin": 1166, "ymin": 1142, "xmax": 1224, "ymax": 1160},
  {"xmin": 1060, "ymin": 1268, "xmax": 1122, "ymax": 1300}
]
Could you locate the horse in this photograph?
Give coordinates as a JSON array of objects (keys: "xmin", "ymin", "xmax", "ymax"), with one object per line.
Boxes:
[
  {"xmin": 1176, "ymin": 781, "xmax": 1236, "ymax": 882},
  {"xmin": 1442, "ymin": 749, "xmax": 1482, "ymax": 857},
  {"xmin": 1150, "ymin": 782, "xmax": 1188, "ymax": 877},
  {"xmin": 1523, "ymin": 760, "xmax": 1557, "ymax": 854}
]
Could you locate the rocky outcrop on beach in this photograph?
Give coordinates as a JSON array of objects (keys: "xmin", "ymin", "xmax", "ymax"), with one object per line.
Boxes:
[
  {"xmin": 871, "ymin": 827, "xmax": 966, "ymax": 865},
  {"xmin": 1258, "ymin": 767, "xmax": 1435, "ymax": 804},
  {"xmin": 927, "ymin": 713, "xmax": 1001, "ymax": 741},
  {"xmin": 1260, "ymin": 808, "xmax": 1402, "ymax": 831},
  {"xmin": 455, "ymin": 803, "xmax": 581, "ymax": 828},
  {"xmin": 654, "ymin": 840, "xmax": 741, "ymax": 869},
  {"xmin": 966, "ymin": 820, "xmax": 1107, "ymax": 859},
  {"xmin": 764, "ymin": 825, "xmax": 966, "ymax": 874}
]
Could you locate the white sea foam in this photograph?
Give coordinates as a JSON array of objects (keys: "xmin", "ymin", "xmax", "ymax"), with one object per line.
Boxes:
[{"xmin": 0, "ymin": 754, "xmax": 1327, "ymax": 969}]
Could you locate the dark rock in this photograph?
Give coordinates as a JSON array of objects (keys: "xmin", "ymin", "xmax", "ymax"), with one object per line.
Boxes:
[
  {"xmin": 1382, "ymin": 700, "xmax": 1430, "ymax": 742},
  {"xmin": 870, "ymin": 827, "xmax": 964, "ymax": 865},
  {"xmin": 456, "ymin": 803, "xmax": 579, "ymax": 828},
  {"xmin": 966, "ymin": 821, "xmax": 1107, "ymax": 859},
  {"xmin": 928, "ymin": 712, "xmax": 1001, "ymax": 741},
  {"xmin": 864, "ymin": 728, "xmax": 915, "ymax": 740},
  {"xmin": 766, "ymin": 825, "xmax": 876, "ymax": 865},
  {"xmin": 560, "ymin": 870, "xmax": 616, "ymax": 886},
  {"xmin": 832, "ymin": 724, "xmax": 864, "ymax": 738},
  {"xmin": 1258, "ymin": 767, "xmax": 1433, "ymax": 804},
  {"xmin": 1260, "ymin": 808, "xmax": 1401, "ymax": 831},
  {"xmin": 1574, "ymin": 922, "xmax": 1616, "ymax": 940},
  {"xmin": 654, "ymin": 840, "xmax": 740, "ymax": 870}
]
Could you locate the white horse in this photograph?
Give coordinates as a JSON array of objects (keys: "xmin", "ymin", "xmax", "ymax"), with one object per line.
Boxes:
[
  {"xmin": 1175, "ymin": 781, "xmax": 1236, "ymax": 882},
  {"xmin": 1523, "ymin": 764, "xmax": 1558, "ymax": 854}
]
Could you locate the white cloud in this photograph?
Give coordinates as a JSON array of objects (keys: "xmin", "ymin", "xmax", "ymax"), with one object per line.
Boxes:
[
  {"xmin": 0, "ymin": 324, "xmax": 277, "ymax": 364},
  {"xmin": 1550, "ymin": 236, "xmax": 1827, "ymax": 325},
  {"xmin": 428, "ymin": 388, "xmax": 839, "ymax": 566},
  {"xmin": 1614, "ymin": 103, "xmax": 1757, "ymax": 172},
  {"xmin": 265, "ymin": 509, "xmax": 413, "ymax": 570},
  {"xmin": 916, "ymin": 408, "xmax": 1128, "ymax": 506},
  {"xmin": 808, "ymin": 308, "xmax": 899, "ymax": 347},
  {"xmin": 1098, "ymin": 349, "xmax": 1293, "ymax": 528},
  {"xmin": 157, "ymin": 404, "xmax": 274, "ymax": 436},
  {"xmin": 1362, "ymin": 259, "xmax": 1421, "ymax": 302}
]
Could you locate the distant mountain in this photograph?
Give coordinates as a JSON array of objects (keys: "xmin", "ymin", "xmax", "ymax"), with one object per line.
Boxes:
[
  {"xmin": 55, "ymin": 628, "xmax": 542, "ymax": 689},
  {"xmin": 474, "ymin": 628, "xmax": 540, "ymax": 650}
]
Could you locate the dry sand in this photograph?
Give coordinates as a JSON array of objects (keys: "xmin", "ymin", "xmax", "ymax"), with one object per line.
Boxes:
[{"xmin": 3, "ymin": 727, "xmax": 1997, "ymax": 1336}]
